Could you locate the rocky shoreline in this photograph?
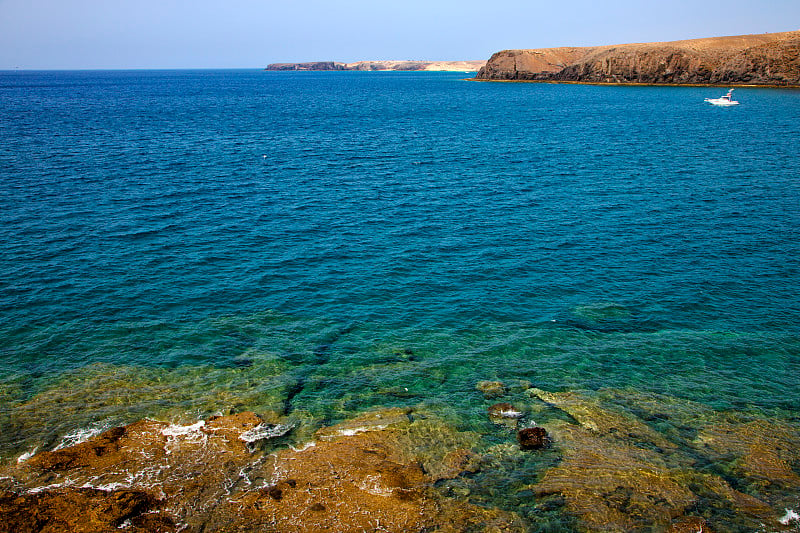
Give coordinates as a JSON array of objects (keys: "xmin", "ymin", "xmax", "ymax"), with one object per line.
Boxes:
[
  {"xmin": 2, "ymin": 384, "xmax": 799, "ymax": 532},
  {"xmin": 265, "ymin": 60, "xmax": 485, "ymax": 72},
  {"xmin": 475, "ymin": 30, "xmax": 800, "ymax": 86}
]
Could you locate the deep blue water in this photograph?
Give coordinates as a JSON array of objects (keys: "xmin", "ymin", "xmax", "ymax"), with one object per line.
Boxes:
[{"xmin": 1, "ymin": 70, "xmax": 800, "ymax": 457}]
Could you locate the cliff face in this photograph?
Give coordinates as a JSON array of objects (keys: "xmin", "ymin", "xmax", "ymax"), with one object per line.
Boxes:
[
  {"xmin": 266, "ymin": 61, "xmax": 345, "ymax": 71},
  {"xmin": 476, "ymin": 31, "xmax": 800, "ymax": 85},
  {"xmin": 266, "ymin": 60, "xmax": 485, "ymax": 72}
]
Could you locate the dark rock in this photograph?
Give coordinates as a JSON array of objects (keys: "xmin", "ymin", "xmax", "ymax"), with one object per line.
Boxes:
[{"xmin": 518, "ymin": 427, "xmax": 548, "ymax": 450}]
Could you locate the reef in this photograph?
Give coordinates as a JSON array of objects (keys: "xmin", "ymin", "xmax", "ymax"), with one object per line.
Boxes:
[
  {"xmin": 2, "ymin": 388, "xmax": 799, "ymax": 532},
  {"xmin": 0, "ymin": 409, "xmax": 524, "ymax": 532},
  {"xmin": 475, "ymin": 30, "xmax": 800, "ymax": 86}
]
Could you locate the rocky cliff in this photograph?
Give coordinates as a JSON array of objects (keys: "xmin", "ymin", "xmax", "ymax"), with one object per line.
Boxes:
[
  {"xmin": 266, "ymin": 60, "xmax": 485, "ymax": 72},
  {"xmin": 476, "ymin": 30, "xmax": 800, "ymax": 85}
]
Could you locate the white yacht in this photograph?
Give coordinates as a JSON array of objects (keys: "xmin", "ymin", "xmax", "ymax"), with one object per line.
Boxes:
[{"xmin": 705, "ymin": 89, "xmax": 740, "ymax": 106}]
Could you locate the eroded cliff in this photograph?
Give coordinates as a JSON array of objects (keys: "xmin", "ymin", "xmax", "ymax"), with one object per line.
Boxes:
[{"xmin": 476, "ymin": 30, "xmax": 800, "ymax": 85}]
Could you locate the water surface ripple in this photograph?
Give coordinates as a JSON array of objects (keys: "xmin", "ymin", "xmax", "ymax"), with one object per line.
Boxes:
[{"xmin": 1, "ymin": 70, "xmax": 799, "ymax": 455}]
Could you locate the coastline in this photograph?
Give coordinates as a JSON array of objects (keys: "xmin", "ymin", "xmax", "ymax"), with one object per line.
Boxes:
[
  {"xmin": 3, "ymin": 67, "xmax": 800, "ymax": 533},
  {"xmin": 466, "ymin": 78, "xmax": 800, "ymax": 88},
  {"xmin": 2, "ymin": 382, "xmax": 799, "ymax": 532},
  {"xmin": 474, "ymin": 30, "xmax": 800, "ymax": 86}
]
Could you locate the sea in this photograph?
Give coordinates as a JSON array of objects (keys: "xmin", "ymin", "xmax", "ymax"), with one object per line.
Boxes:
[{"xmin": 1, "ymin": 69, "xmax": 799, "ymax": 527}]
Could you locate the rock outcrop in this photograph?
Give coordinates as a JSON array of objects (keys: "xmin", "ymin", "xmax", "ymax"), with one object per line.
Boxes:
[
  {"xmin": 0, "ymin": 409, "xmax": 525, "ymax": 533},
  {"xmin": 476, "ymin": 30, "xmax": 800, "ymax": 85},
  {"xmin": 3, "ymin": 388, "xmax": 800, "ymax": 532},
  {"xmin": 266, "ymin": 60, "xmax": 485, "ymax": 72}
]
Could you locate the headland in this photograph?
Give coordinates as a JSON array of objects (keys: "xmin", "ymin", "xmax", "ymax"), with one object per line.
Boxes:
[
  {"xmin": 265, "ymin": 60, "xmax": 485, "ymax": 72},
  {"xmin": 475, "ymin": 30, "xmax": 800, "ymax": 85}
]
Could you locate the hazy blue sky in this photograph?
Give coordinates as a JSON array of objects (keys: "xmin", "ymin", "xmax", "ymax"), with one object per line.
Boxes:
[{"xmin": 1, "ymin": 0, "xmax": 798, "ymax": 69}]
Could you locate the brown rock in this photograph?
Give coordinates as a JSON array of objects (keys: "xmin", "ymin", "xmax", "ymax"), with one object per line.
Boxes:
[
  {"xmin": 517, "ymin": 427, "xmax": 548, "ymax": 450},
  {"xmin": 437, "ymin": 448, "xmax": 481, "ymax": 480},
  {"xmin": 528, "ymin": 388, "xmax": 678, "ymax": 452},
  {"xmin": 476, "ymin": 30, "xmax": 800, "ymax": 86},
  {"xmin": 693, "ymin": 419, "xmax": 800, "ymax": 490},
  {"xmin": 669, "ymin": 516, "xmax": 712, "ymax": 533},
  {"xmin": 218, "ymin": 411, "xmax": 525, "ymax": 532},
  {"xmin": 0, "ymin": 487, "xmax": 173, "ymax": 533},
  {"xmin": 0, "ymin": 410, "xmax": 525, "ymax": 533},
  {"xmin": 26, "ymin": 426, "xmax": 126, "ymax": 471}
]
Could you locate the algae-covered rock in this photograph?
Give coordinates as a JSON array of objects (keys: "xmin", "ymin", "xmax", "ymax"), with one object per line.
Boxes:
[
  {"xmin": 2, "ymin": 360, "xmax": 295, "ymax": 462},
  {"xmin": 694, "ymin": 419, "xmax": 800, "ymax": 491},
  {"xmin": 524, "ymin": 388, "xmax": 791, "ymax": 532},
  {"xmin": 476, "ymin": 381, "xmax": 506, "ymax": 399},
  {"xmin": 528, "ymin": 387, "xmax": 678, "ymax": 452},
  {"xmin": 669, "ymin": 516, "xmax": 711, "ymax": 533},
  {"xmin": 532, "ymin": 421, "xmax": 695, "ymax": 531}
]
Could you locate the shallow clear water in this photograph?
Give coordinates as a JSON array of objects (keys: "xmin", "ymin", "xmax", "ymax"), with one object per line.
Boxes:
[{"xmin": 1, "ymin": 70, "xmax": 799, "ymax": 464}]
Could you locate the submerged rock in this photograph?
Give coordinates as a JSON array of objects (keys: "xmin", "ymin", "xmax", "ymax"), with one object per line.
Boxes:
[
  {"xmin": 488, "ymin": 403, "xmax": 524, "ymax": 429},
  {"xmin": 693, "ymin": 419, "xmax": 800, "ymax": 491},
  {"xmin": 669, "ymin": 516, "xmax": 711, "ymax": 533},
  {"xmin": 532, "ymin": 420, "xmax": 696, "ymax": 531},
  {"xmin": 524, "ymin": 388, "xmax": 789, "ymax": 532},
  {"xmin": 476, "ymin": 381, "xmax": 506, "ymax": 399},
  {"xmin": 528, "ymin": 387, "xmax": 678, "ymax": 452}
]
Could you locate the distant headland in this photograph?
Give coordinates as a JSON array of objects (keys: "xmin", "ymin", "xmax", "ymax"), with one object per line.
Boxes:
[
  {"xmin": 265, "ymin": 60, "xmax": 485, "ymax": 72},
  {"xmin": 475, "ymin": 30, "xmax": 800, "ymax": 86}
]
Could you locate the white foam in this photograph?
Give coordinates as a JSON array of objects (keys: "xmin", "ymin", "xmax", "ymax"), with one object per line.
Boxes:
[
  {"xmin": 27, "ymin": 481, "xmax": 70, "ymax": 494},
  {"xmin": 780, "ymin": 508, "xmax": 800, "ymax": 525},
  {"xmin": 17, "ymin": 447, "xmax": 38, "ymax": 464},
  {"xmin": 337, "ymin": 425, "xmax": 386, "ymax": 437},
  {"xmin": 53, "ymin": 425, "xmax": 109, "ymax": 451},
  {"xmin": 290, "ymin": 441, "xmax": 316, "ymax": 452},
  {"xmin": 239, "ymin": 423, "xmax": 293, "ymax": 443},
  {"xmin": 83, "ymin": 481, "xmax": 129, "ymax": 491},
  {"xmin": 161, "ymin": 420, "xmax": 205, "ymax": 437},
  {"xmin": 358, "ymin": 474, "xmax": 393, "ymax": 496}
]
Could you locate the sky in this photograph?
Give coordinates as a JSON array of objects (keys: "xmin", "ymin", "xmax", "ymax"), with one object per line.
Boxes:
[{"xmin": 0, "ymin": 0, "xmax": 798, "ymax": 69}]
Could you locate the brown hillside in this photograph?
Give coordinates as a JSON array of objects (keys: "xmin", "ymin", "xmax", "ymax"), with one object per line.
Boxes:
[{"xmin": 476, "ymin": 31, "xmax": 800, "ymax": 85}]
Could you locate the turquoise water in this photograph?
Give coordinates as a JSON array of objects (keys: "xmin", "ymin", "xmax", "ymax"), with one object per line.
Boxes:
[{"xmin": 1, "ymin": 71, "xmax": 799, "ymax": 459}]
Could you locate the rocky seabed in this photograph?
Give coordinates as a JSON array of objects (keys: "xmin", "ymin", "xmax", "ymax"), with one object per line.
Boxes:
[{"xmin": 2, "ymin": 385, "xmax": 800, "ymax": 532}]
